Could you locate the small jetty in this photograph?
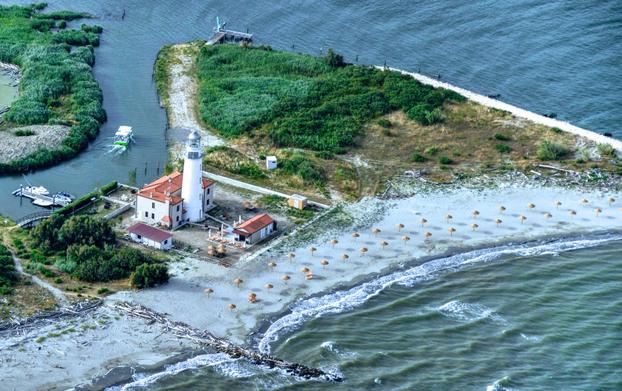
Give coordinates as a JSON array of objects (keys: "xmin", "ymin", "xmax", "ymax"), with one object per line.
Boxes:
[
  {"xmin": 207, "ymin": 17, "xmax": 252, "ymax": 45},
  {"xmin": 12, "ymin": 184, "xmax": 74, "ymax": 208}
]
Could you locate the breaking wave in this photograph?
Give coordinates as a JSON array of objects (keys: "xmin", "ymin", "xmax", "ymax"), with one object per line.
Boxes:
[
  {"xmin": 258, "ymin": 234, "xmax": 622, "ymax": 354},
  {"xmin": 437, "ymin": 300, "xmax": 507, "ymax": 324}
]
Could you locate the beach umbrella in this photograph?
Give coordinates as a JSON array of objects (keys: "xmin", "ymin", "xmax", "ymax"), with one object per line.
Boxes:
[
  {"xmin": 228, "ymin": 303, "xmax": 236, "ymax": 311},
  {"xmin": 264, "ymin": 283, "xmax": 273, "ymax": 290},
  {"xmin": 287, "ymin": 252, "xmax": 296, "ymax": 262},
  {"xmin": 495, "ymin": 218, "xmax": 502, "ymax": 227},
  {"xmin": 527, "ymin": 203, "xmax": 535, "ymax": 210},
  {"xmin": 424, "ymin": 231, "xmax": 432, "ymax": 240},
  {"xmin": 448, "ymin": 227, "xmax": 456, "ymax": 236},
  {"xmin": 281, "ymin": 274, "xmax": 290, "ymax": 284},
  {"xmin": 581, "ymin": 198, "xmax": 589, "ymax": 205},
  {"xmin": 360, "ymin": 247, "xmax": 368, "ymax": 256},
  {"xmin": 309, "ymin": 246, "xmax": 317, "ymax": 256},
  {"xmin": 204, "ymin": 288, "xmax": 214, "ymax": 297},
  {"xmin": 248, "ymin": 293, "xmax": 257, "ymax": 303},
  {"xmin": 518, "ymin": 215, "xmax": 526, "ymax": 224},
  {"xmin": 372, "ymin": 228, "xmax": 382, "ymax": 236},
  {"xmin": 351, "ymin": 232, "xmax": 360, "ymax": 240},
  {"xmin": 445, "ymin": 214, "xmax": 453, "ymax": 223},
  {"xmin": 595, "ymin": 207, "xmax": 602, "ymax": 217},
  {"xmin": 472, "ymin": 210, "xmax": 480, "ymax": 219},
  {"xmin": 268, "ymin": 261, "xmax": 277, "ymax": 270},
  {"xmin": 420, "ymin": 218, "xmax": 428, "ymax": 227},
  {"xmin": 470, "ymin": 223, "xmax": 479, "ymax": 231},
  {"xmin": 300, "ymin": 267, "xmax": 310, "ymax": 274},
  {"xmin": 233, "ymin": 278, "xmax": 243, "ymax": 288},
  {"xmin": 379, "ymin": 240, "xmax": 388, "ymax": 250},
  {"xmin": 608, "ymin": 197, "xmax": 616, "ymax": 206},
  {"xmin": 544, "ymin": 212, "xmax": 552, "ymax": 220},
  {"xmin": 320, "ymin": 259, "xmax": 329, "ymax": 268},
  {"xmin": 305, "ymin": 272, "xmax": 314, "ymax": 280},
  {"xmin": 329, "ymin": 239, "xmax": 339, "ymax": 248},
  {"xmin": 569, "ymin": 210, "xmax": 577, "ymax": 218},
  {"xmin": 555, "ymin": 201, "xmax": 562, "ymax": 209},
  {"xmin": 401, "ymin": 235, "xmax": 410, "ymax": 244},
  {"xmin": 396, "ymin": 223, "xmax": 405, "ymax": 232},
  {"xmin": 499, "ymin": 206, "xmax": 506, "ymax": 214},
  {"xmin": 341, "ymin": 253, "xmax": 350, "ymax": 262}
]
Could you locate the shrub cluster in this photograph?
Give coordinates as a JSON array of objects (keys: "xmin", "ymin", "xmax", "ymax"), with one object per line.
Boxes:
[
  {"xmin": 536, "ymin": 140, "xmax": 569, "ymax": 161},
  {"xmin": 195, "ymin": 45, "xmax": 464, "ymax": 153},
  {"xmin": 0, "ymin": 4, "xmax": 105, "ymax": 174},
  {"xmin": 280, "ymin": 152, "xmax": 326, "ymax": 185},
  {"xmin": 31, "ymin": 215, "xmax": 167, "ymax": 285},
  {"xmin": 0, "ymin": 244, "xmax": 18, "ymax": 295}
]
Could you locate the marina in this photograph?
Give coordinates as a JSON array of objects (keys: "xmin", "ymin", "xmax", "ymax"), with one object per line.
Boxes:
[{"xmin": 12, "ymin": 184, "xmax": 74, "ymax": 208}]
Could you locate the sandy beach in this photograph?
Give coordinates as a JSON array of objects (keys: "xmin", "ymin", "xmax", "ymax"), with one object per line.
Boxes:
[{"xmin": 1, "ymin": 177, "xmax": 620, "ymax": 390}]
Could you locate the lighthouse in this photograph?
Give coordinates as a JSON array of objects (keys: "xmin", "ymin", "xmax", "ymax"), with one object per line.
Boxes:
[{"xmin": 181, "ymin": 130, "xmax": 204, "ymax": 222}]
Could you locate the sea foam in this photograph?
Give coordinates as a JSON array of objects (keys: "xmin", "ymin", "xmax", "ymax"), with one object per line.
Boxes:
[{"xmin": 258, "ymin": 234, "xmax": 622, "ymax": 354}]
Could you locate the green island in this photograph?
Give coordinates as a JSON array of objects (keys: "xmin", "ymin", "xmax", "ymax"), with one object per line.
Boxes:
[
  {"xmin": 0, "ymin": 3, "xmax": 105, "ymax": 174},
  {"xmin": 156, "ymin": 43, "xmax": 620, "ymax": 202}
]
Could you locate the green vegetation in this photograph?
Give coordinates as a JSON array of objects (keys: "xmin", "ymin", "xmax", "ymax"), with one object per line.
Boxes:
[
  {"xmin": 129, "ymin": 263, "xmax": 169, "ymax": 288},
  {"xmin": 425, "ymin": 146, "xmax": 440, "ymax": 156},
  {"xmin": 438, "ymin": 156, "xmax": 454, "ymax": 165},
  {"xmin": 13, "ymin": 129, "xmax": 35, "ymax": 137},
  {"xmin": 30, "ymin": 215, "xmax": 167, "ymax": 284},
  {"xmin": 494, "ymin": 133, "xmax": 511, "ymax": 141},
  {"xmin": 495, "ymin": 143, "xmax": 511, "ymax": 153},
  {"xmin": 377, "ymin": 119, "xmax": 392, "ymax": 128},
  {"xmin": 0, "ymin": 4, "xmax": 105, "ymax": 174},
  {"xmin": 597, "ymin": 143, "xmax": 615, "ymax": 158},
  {"xmin": 53, "ymin": 180, "xmax": 116, "ymax": 216},
  {"xmin": 537, "ymin": 140, "xmax": 569, "ymax": 161},
  {"xmin": 280, "ymin": 152, "xmax": 326, "ymax": 185},
  {"xmin": 195, "ymin": 45, "xmax": 463, "ymax": 153},
  {"xmin": 0, "ymin": 244, "xmax": 18, "ymax": 295},
  {"xmin": 411, "ymin": 152, "xmax": 426, "ymax": 163}
]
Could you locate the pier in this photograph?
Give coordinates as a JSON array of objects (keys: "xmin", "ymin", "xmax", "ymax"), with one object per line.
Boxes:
[
  {"xmin": 207, "ymin": 17, "xmax": 252, "ymax": 45},
  {"xmin": 13, "ymin": 188, "xmax": 71, "ymax": 208}
]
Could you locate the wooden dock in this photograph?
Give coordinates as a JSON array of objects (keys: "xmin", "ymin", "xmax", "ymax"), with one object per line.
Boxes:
[
  {"xmin": 207, "ymin": 28, "xmax": 252, "ymax": 45},
  {"xmin": 13, "ymin": 189, "xmax": 71, "ymax": 207}
]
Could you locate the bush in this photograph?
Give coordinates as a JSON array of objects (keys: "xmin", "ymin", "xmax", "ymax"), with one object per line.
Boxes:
[
  {"xmin": 324, "ymin": 48, "xmax": 345, "ymax": 67},
  {"xmin": 0, "ymin": 244, "xmax": 18, "ymax": 295},
  {"xmin": 536, "ymin": 140, "xmax": 569, "ymax": 161},
  {"xmin": 425, "ymin": 146, "xmax": 440, "ymax": 156},
  {"xmin": 14, "ymin": 129, "xmax": 36, "ymax": 136},
  {"xmin": 411, "ymin": 153, "xmax": 426, "ymax": 163},
  {"xmin": 494, "ymin": 133, "xmax": 511, "ymax": 141},
  {"xmin": 130, "ymin": 264, "xmax": 170, "ymax": 288},
  {"xmin": 377, "ymin": 119, "xmax": 392, "ymax": 128},
  {"xmin": 99, "ymin": 181, "xmax": 118, "ymax": 195},
  {"xmin": 281, "ymin": 153, "xmax": 326, "ymax": 185},
  {"xmin": 597, "ymin": 143, "xmax": 615, "ymax": 158},
  {"xmin": 438, "ymin": 156, "xmax": 454, "ymax": 165},
  {"xmin": 495, "ymin": 144, "xmax": 511, "ymax": 153}
]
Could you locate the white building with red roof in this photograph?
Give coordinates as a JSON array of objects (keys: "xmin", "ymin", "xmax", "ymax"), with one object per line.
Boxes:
[
  {"xmin": 232, "ymin": 213, "xmax": 276, "ymax": 245},
  {"xmin": 136, "ymin": 130, "xmax": 214, "ymax": 229},
  {"xmin": 128, "ymin": 222, "xmax": 173, "ymax": 250}
]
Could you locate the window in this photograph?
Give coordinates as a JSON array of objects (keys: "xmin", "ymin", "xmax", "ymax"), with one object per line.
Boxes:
[
  {"xmin": 206, "ymin": 199, "xmax": 210, "ymax": 205},
  {"xmin": 145, "ymin": 211, "xmax": 148, "ymax": 217},
  {"xmin": 151, "ymin": 213, "xmax": 155, "ymax": 219},
  {"xmin": 176, "ymin": 215, "xmax": 179, "ymax": 221},
  {"xmin": 163, "ymin": 239, "xmax": 168, "ymax": 244},
  {"xmin": 207, "ymin": 188, "xmax": 210, "ymax": 195},
  {"xmin": 176, "ymin": 205, "xmax": 180, "ymax": 212},
  {"xmin": 152, "ymin": 202, "xmax": 155, "ymax": 209}
]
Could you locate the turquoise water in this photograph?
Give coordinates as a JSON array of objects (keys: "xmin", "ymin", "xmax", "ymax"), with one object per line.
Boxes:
[{"xmin": 121, "ymin": 238, "xmax": 622, "ymax": 390}]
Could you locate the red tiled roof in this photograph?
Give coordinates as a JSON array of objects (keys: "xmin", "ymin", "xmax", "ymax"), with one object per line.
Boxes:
[
  {"xmin": 233, "ymin": 213, "xmax": 274, "ymax": 235},
  {"xmin": 127, "ymin": 223, "xmax": 172, "ymax": 242},
  {"xmin": 137, "ymin": 171, "xmax": 214, "ymax": 204}
]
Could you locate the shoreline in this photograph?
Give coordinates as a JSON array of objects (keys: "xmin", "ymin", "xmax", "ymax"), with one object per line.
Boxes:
[{"xmin": 380, "ymin": 65, "xmax": 622, "ymax": 152}]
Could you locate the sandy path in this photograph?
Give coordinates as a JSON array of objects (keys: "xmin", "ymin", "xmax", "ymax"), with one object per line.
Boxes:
[
  {"xmin": 167, "ymin": 45, "xmax": 223, "ymax": 158},
  {"xmin": 10, "ymin": 249, "xmax": 68, "ymax": 305},
  {"xmin": 382, "ymin": 66, "xmax": 622, "ymax": 152}
]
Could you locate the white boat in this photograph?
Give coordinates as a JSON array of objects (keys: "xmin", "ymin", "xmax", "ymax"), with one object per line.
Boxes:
[
  {"xmin": 113, "ymin": 125, "xmax": 133, "ymax": 146},
  {"xmin": 32, "ymin": 199, "xmax": 54, "ymax": 207},
  {"xmin": 12, "ymin": 185, "xmax": 49, "ymax": 196}
]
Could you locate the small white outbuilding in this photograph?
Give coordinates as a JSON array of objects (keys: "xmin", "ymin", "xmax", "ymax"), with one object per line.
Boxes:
[
  {"xmin": 127, "ymin": 222, "xmax": 173, "ymax": 250},
  {"xmin": 266, "ymin": 156, "xmax": 278, "ymax": 170}
]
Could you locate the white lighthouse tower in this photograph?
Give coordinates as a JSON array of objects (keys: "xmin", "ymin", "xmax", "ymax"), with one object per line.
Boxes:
[{"xmin": 181, "ymin": 130, "xmax": 204, "ymax": 222}]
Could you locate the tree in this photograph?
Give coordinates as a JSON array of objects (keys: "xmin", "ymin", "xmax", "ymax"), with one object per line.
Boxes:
[
  {"xmin": 130, "ymin": 264, "xmax": 169, "ymax": 288},
  {"xmin": 324, "ymin": 48, "xmax": 345, "ymax": 67}
]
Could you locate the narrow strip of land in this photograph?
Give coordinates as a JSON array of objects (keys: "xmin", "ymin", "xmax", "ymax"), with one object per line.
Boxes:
[{"xmin": 383, "ymin": 66, "xmax": 622, "ymax": 151}]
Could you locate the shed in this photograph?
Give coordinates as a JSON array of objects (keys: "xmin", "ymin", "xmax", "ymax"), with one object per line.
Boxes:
[
  {"xmin": 266, "ymin": 156, "xmax": 278, "ymax": 170},
  {"xmin": 288, "ymin": 194, "xmax": 308, "ymax": 210},
  {"xmin": 233, "ymin": 213, "xmax": 276, "ymax": 245},
  {"xmin": 127, "ymin": 222, "xmax": 173, "ymax": 250}
]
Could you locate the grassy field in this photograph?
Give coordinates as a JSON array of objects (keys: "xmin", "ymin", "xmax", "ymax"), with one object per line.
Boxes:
[
  {"xmin": 0, "ymin": 4, "xmax": 105, "ymax": 174},
  {"xmin": 157, "ymin": 43, "xmax": 621, "ymax": 201}
]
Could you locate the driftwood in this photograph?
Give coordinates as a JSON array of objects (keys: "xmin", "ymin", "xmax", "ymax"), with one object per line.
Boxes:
[
  {"xmin": 113, "ymin": 301, "xmax": 342, "ymax": 382},
  {"xmin": 0, "ymin": 299, "xmax": 103, "ymax": 338},
  {"xmin": 536, "ymin": 164, "xmax": 578, "ymax": 174}
]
